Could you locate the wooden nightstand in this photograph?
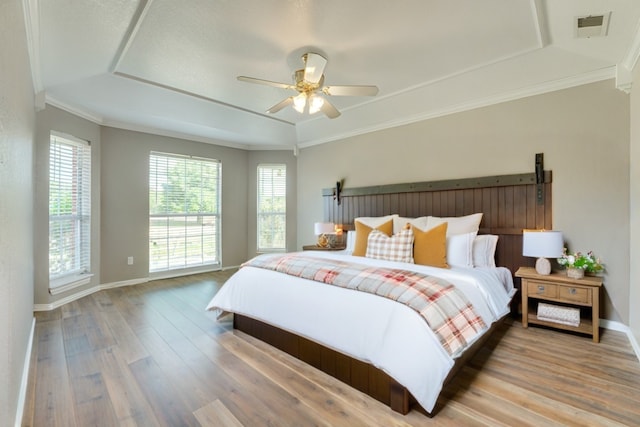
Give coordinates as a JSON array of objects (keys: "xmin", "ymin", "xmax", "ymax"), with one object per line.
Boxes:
[
  {"xmin": 515, "ymin": 267, "xmax": 603, "ymax": 342},
  {"xmin": 302, "ymin": 245, "xmax": 346, "ymax": 251}
]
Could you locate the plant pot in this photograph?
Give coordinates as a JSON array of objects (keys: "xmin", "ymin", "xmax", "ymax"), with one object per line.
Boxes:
[{"xmin": 567, "ymin": 267, "xmax": 585, "ymax": 279}]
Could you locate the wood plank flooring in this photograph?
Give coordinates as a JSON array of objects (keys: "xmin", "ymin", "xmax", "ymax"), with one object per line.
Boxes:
[{"xmin": 22, "ymin": 270, "xmax": 640, "ymax": 426}]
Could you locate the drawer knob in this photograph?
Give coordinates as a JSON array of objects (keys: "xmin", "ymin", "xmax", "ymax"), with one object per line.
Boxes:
[
  {"xmin": 537, "ymin": 285, "xmax": 545, "ymax": 292},
  {"xmin": 569, "ymin": 288, "xmax": 577, "ymax": 295}
]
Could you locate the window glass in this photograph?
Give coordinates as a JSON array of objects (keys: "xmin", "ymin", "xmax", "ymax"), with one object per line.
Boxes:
[
  {"xmin": 257, "ymin": 164, "xmax": 286, "ymax": 251},
  {"xmin": 149, "ymin": 152, "xmax": 221, "ymax": 272},
  {"xmin": 49, "ymin": 133, "xmax": 91, "ymax": 284}
]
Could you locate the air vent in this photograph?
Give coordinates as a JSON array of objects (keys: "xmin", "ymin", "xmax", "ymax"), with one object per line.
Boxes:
[{"xmin": 575, "ymin": 12, "xmax": 611, "ymax": 38}]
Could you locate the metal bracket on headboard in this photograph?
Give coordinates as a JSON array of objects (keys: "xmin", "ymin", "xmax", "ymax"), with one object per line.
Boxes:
[
  {"xmin": 535, "ymin": 153, "xmax": 544, "ymax": 205},
  {"xmin": 332, "ymin": 179, "xmax": 344, "ymax": 205}
]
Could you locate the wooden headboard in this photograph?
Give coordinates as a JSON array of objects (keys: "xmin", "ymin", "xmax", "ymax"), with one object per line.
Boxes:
[{"xmin": 322, "ymin": 172, "xmax": 552, "ymax": 276}]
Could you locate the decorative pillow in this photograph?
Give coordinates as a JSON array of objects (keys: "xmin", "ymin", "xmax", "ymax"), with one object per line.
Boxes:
[
  {"xmin": 365, "ymin": 227, "xmax": 414, "ymax": 263},
  {"xmin": 393, "ymin": 216, "xmax": 428, "ymax": 235},
  {"xmin": 472, "ymin": 234, "xmax": 498, "ymax": 267},
  {"xmin": 352, "ymin": 219, "xmax": 394, "ymax": 256},
  {"xmin": 426, "ymin": 213, "xmax": 483, "ymax": 236},
  {"xmin": 412, "ymin": 223, "xmax": 449, "ymax": 268},
  {"xmin": 446, "ymin": 232, "xmax": 477, "ymax": 268}
]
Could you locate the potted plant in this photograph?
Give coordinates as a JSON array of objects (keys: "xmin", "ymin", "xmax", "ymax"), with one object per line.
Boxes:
[{"xmin": 557, "ymin": 249, "xmax": 604, "ymax": 279}]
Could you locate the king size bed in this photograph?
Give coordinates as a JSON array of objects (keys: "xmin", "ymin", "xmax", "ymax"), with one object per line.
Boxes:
[{"xmin": 207, "ymin": 171, "xmax": 552, "ymax": 415}]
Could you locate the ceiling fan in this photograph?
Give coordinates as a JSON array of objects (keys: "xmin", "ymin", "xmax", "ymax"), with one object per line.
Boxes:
[{"xmin": 237, "ymin": 52, "xmax": 378, "ymax": 119}]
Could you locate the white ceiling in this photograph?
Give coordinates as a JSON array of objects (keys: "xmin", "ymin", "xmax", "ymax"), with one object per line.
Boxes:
[{"xmin": 25, "ymin": 0, "xmax": 640, "ymax": 150}]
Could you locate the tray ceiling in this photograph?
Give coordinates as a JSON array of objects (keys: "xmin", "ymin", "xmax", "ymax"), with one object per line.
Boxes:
[{"xmin": 25, "ymin": 0, "xmax": 640, "ymax": 150}]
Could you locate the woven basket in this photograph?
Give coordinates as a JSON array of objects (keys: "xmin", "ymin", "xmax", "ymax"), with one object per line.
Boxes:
[{"xmin": 567, "ymin": 267, "xmax": 585, "ymax": 279}]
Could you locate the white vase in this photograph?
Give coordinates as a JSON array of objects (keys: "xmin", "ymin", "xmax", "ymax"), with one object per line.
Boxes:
[{"xmin": 567, "ymin": 267, "xmax": 584, "ymax": 279}]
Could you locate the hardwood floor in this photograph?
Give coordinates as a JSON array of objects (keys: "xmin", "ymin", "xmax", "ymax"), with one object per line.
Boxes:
[{"xmin": 22, "ymin": 271, "xmax": 640, "ymax": 426}]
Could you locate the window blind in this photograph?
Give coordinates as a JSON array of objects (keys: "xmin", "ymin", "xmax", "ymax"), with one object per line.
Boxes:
[
  {"xmin": 257, "ymin": 164, "xmax": 286, "ymax": 251},
  {"xmin": 149, "ymin": 152, "xmax": 221, "ymax": 272},
  {"xmin": 49, "ymin": 133, "xmax": 91, "ymax": 282}
]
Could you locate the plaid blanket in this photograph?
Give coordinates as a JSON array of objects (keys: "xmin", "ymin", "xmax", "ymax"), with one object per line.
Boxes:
[{"xmin": 243, "ymin": 253, "xmax": 487, "ymax": 357}]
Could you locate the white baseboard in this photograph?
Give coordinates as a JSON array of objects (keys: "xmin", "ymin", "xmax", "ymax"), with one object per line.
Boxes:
[
  {"xmin": 15, "ymin": 317, "xmax": 35, "ymax": 427},
  {"xmin": 600, "ymin": 318, "xmax": 640, "ymax": 362},
  {"xmin": 33, "ymin": 277, "xmax": 149, "ymax": 311},
  {"xmin": 33, "ymin": 266, "xmax": 236, "ymax": 311}
]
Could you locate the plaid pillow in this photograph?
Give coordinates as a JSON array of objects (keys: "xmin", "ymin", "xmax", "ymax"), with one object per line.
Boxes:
[{"xmin": 365, "ymin": 227, "xmax": 414, "ymax": 263}]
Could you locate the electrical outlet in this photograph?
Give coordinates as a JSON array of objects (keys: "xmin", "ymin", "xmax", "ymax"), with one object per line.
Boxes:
[{"xmin": 127, "ymin": 256, "xmax": 134, "ymax": 265}]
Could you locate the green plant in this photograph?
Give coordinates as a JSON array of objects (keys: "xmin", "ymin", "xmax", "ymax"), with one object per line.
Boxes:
[{"xmin": 557, "ymin": 249, "xmax": 604, "ymax": 273}]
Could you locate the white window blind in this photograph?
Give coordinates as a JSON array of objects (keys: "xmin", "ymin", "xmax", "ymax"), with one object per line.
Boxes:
[
  {"xmin": 257, "ymin": 164, "xmax": 286, "ymax": 251},
  {"xmin": 149, "ymin": 152, "xmax": 221, "ymax": 272},
  {"xmin": 49, "ymin": 133, "xmax": 91, "ymax": 283}
]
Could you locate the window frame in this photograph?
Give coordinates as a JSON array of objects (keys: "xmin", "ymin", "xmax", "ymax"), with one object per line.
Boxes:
[
  {"xmin": 48, "ymin": 131, "xmax": 92, "ymax": 292},
  {"xmin": 257, "ymin": 163, "xmax": 287, "ymax": 252},
  {"xmin": 149, "ymin": 151, "xmax": 222, "ymax": 274}
]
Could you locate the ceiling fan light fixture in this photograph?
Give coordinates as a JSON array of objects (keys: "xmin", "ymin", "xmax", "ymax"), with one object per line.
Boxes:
[
  {"xmin": 293, "ymin": 93, "xmax": 307, "ymax": 113},
  {"xmin": 309, "ymin": 95, "xmax": 324, "ymax": 114},
  {"xmin": 238, "ymin": 51, "xmax": 378, "ymax": 119}
]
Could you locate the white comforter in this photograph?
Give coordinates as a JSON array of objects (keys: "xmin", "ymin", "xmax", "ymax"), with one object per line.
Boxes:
[{"xmin": 206, "ymin": 251, "xmax": 514, "ymax": 413}]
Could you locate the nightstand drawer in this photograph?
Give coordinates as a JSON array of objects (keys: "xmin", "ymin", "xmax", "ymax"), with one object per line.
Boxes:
[
  {"xmin": 558, "ymin": 286, "xmax": 590, "ymax": 304},
  {"xmin": 527, "ymin": 281, "xmax": 558, "ymax": 298}
]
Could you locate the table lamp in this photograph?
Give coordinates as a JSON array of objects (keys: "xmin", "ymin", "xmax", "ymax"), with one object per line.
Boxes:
[
  {"xmin": 314, "ymin": 222, "xmax": 335, "ymax": 248},
  {"xmin": 522, "ymin": 230, "xmax": 564, "ymax": 275}
]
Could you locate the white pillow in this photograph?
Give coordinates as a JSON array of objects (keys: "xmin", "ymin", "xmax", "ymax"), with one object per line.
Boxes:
[
  {"xmin": 393, "ymin": 216, "xmax": 428, "ymax": 235},
  {"xmin": 426, "ymin": 213, "xmax": 483, "ymax": 236},
  {"xmin": 354, "ymin": 214, "xmax": 398, "ymax": 229},
  {"xmin": 365, "ymin": 228, "xmax": 414, "ymax": 264},
  {"xmin": 345, "ymin": 230, "xmax": 356, "ymax": 253},
  {"xmin": 473, "ymin": 234, "xmax": 498, "ymax": 268},
  {"xmin": 446, "ymin": 232, "xmax": 477, "ymax": 268}
]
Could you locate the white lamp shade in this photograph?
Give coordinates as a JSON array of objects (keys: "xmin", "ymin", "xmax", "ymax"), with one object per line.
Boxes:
[
  {"xmin": 314, "ymin": 222, "xmax": 335, "ymax": 235},
  {"xmin": 522, "ymin": 230, "xmax": 564, "ymax": 258}
]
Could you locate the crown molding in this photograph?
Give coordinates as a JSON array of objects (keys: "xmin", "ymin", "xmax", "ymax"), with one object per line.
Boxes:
[
  {"xmin": 22, "ymin": 0, "xmax": 43, "ymax": 93},
  {"xmin": 102, "ymin": 118, "xmax": 253, "ymax": 151},
  {"xmin": 621, "ymin": 16, "xmax": 640, "ymax": 73},
  {"xmin": 297, "ymin": 67, "xmax": 616, "ymax": 149},
  {"xmin": 45, "ymin": 95, "xmax": 104, "ymax": 124}
]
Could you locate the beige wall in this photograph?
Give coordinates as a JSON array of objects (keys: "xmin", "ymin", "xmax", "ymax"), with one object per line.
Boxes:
[
  {"xmin": 33, "ymin": 110, "xmax": 296, "ymax": 299},
  {"xmin": 298, "ymin": 80, "xmax": 630, "ymax": 324},
  {"xmin": 247, "ymin": 150, "xmax": 298, "ymax": 259},
  {"xmin": 0, "ymin": 1, "xmax": 36, "ymax": 425},
  {"xmin": 100, "ymin": 127, "xmax": 250, "ymax": 283},
  {"xmin": 630, "ymin": 65, "xmax": 640, "ymax": 346}
]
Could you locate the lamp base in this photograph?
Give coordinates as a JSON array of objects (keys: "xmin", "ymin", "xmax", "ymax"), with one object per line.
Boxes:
[
  {"xmin": 535, "ymin": 257, "xmax": 551, "ymax": 275},
  {"xmin": 317, "ymin": 234, "xmax": 329, "ymax": 248}
]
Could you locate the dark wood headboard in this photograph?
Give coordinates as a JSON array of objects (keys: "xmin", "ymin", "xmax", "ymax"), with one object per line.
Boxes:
[{"xmin": 322, "ymin": 172, "xmax": 552, "ymax": 276}]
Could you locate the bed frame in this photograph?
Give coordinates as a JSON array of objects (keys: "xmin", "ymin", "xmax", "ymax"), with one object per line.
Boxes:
[{"xmin": 235, "ymin": 170, "xmax": 553, "ymax": 415}]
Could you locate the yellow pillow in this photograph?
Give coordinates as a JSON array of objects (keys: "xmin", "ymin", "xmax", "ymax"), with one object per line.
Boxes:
[
  {"xmin": 353, "ymin": 219, "xmax": 393, "ymax": 257},
  {"xmin": 412, "ymin": 223, "xmax": 449, "ymax": 268}
]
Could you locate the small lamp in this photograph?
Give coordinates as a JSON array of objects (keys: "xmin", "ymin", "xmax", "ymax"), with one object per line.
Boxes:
[
  {"xmin": 522, "ymin": 230, "xmax": 564, "ymax": 275},
  {"xmin": 314, "ymin": 222, "xmax": 335, "ymax": 248}
]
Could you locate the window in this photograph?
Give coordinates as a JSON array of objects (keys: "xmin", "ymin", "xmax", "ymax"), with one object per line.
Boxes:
[
  {"xmin": 49, "ymin": 132, "xmax": 91, "ymax": 288},
  {"xmin": 149, "ymin": 152, "xmax": 221, "ymax": 272},
  {"xmin": 257, "ymin": 164, "xmax": 286, "ymax": 251}
]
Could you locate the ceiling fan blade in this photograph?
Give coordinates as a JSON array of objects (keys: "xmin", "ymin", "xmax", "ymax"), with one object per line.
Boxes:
[
  {"xmin": 237, "ymin": 76, "xmax": 294, "ymax": 90},
  {"xmin": 323, "ymin": 85, "xmax": 379, "ymax": 97},
  {"xmin": 267, "ymin": 97, "xmax": 294, "ymax": 114},
  {"xmin": 303, "ymin": 53, "xmax": 327, "ymax": 84},
  {"xmin": 320, "ymin": 98, "xmax": 341, "ymax": 119}
]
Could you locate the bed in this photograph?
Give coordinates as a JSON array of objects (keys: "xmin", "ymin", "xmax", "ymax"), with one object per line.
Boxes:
[{"xmin": 207, "ymin": 171, "xmax": 552, "ymax": 415}]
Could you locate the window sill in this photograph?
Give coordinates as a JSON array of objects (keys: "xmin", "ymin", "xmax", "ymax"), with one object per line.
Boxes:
[{"xmin": 49, "ymin": 273, "xmax": 94, "ymax": 295}]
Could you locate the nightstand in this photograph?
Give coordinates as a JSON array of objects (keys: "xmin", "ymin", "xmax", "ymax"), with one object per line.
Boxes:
[
  {"xmin": 302, "ymin": 245, "xmax": 346, "ymax": 251},
  {"xmin": 515, "ymin": 266, "xmax": 603, "ymax": 342}
]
